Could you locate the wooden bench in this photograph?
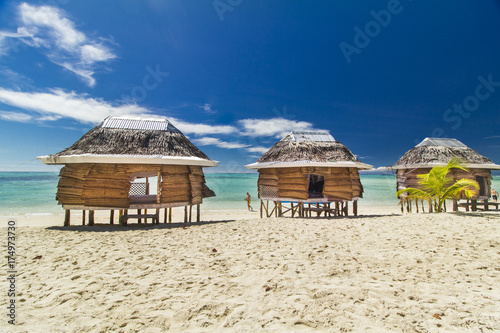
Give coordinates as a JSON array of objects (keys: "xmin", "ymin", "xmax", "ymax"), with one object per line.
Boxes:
[
  {"xmin": 458, "ymin": 202, "xmax": 500, "ymax": 211},
  {"xmin": 120, "ymin": 213, "xmax": 159, "ymax": 226}
]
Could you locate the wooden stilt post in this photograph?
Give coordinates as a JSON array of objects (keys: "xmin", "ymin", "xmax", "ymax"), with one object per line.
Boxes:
[
  {"xmin": 196, "ymin": 204, "xmax": 200, "ymax": 222},
  {"xmin": 189, "ymin": 205, "xmax": 192, "ymax": 222},
  {"xmin": 138, "ymin": 209, "xmax": 142, "ymax": 223},
  {"xmin": 164, "ymin": 208, "xmax": 167, "ymax": 223},
  {"xmin": 82, "ymin": 210, "xmax": 86, "ymax": 225},
  {"xmin": 110, "ymin": 210, "xmax": 114, "ymax": 224},
  {"xmin": 483, "ymin": 199, "xmax": 489, "ymax": 211},
  {"xmin": 184, "ymin": 206, "xmax": 188, "ymax": 223},
  {"xmin": 155, "ymin": 209, "xmax": 159, "ymax": 224},
  {"xmin": 260, "ymin": 200, "xmax": 263, "ymax": 219},
  {"xmin": 89, "ymin": 210, "xmax": 95, "ymax": 226},
  {"xmin": 428, "ymin": 201, "xmax": 433, "ymax": 213},
  {"xmin": 64, "ymin": 209, "xmax": 70, "ymax": 226},
  {"xmin": 169, "ymin": 207, "xmax": 172, "ymax": 223},
  {"xmin": 344, "ymin": 202, "xmax": 349, "ymax": 216},
  {"xmin": 465, "ymin": 199, "xmax": 470, "ymax": 212},
  {"xmin": 453, "ymin": 200, "xmax": 458, "ymax": 212},
  {"xmin": 353, "ymin": 200, "xmax": 358, "ymax": 216},
  {"xmin": 421, "ymin": 200, "xmax": 425, "ymax": 213},
  {"xmin": 443, "ymin": 200, "xmax": 447, "ymax": 212}
]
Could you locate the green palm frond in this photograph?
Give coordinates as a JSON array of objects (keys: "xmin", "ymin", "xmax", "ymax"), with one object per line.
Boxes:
[{"xmin": 397, "ymin": 157, "xmax": 480, "ymax": 212}]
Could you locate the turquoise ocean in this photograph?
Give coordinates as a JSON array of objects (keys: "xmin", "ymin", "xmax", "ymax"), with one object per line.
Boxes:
[{"xmin": 1, "ymin": 172, "xmax": 499, "ymax": 215}]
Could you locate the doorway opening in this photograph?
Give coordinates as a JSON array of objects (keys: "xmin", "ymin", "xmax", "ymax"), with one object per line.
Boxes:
[{"xmin": 308, "ymin": 174, "xmax": 324, "ymax": 198}]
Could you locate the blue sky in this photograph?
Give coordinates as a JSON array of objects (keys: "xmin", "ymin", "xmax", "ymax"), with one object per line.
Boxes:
[{"xmin": 0, "ymin": 0, "xmax": 499, "ymax": 173}]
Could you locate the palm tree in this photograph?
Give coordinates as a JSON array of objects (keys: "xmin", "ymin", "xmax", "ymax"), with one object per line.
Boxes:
[{"xmin": 396, "ymin": 157, "xmax": 479, "ymax": 212}]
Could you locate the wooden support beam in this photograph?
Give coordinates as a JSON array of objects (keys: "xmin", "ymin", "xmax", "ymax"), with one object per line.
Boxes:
[
  {"xmin": 184, "ymin": 206, "xmax": 188, "ymax": 223},
  {"xmin": 82, "ymin": 210, "xmax": 86, "ymax": 225},
  {"xmin": 353, "ymin": 200, "xmax": 358, "ymax": 216},
  {"xmin": 189, "ymin": 205, "xmax": 192, "ymax": 222},
  {"xmin": 89, "ymin": 210, "xmax": 95, "ymax": 226},
  {"xmin": 344, "ymin": 202, "xmax": 349, "ymax": 216},
  {"xmin": 483, "ymin": 199, "xmax": 489, "ymax": 211},
  {"xmin": 155, "ymin": 209, "xmax": 160, "ymax": 224},
  {"xmin": 453, "ymin": 200, "xmax": 458, "ymax": 212},
  {"xmin": 164, "ymin": 208, "xmax": 167, "ymax": 223},
  {"xmin": 196, "ymin": 204, "xmax": 200, "ymax": 222},
  {"xmin": 110, "ymin": 210, "xmax": 114, "ymax": 224},
  {"xmin": 169, "ymin": 207, "xmax": 172, "ymax": 223},
  {"xmin": 64, "ymin": 209, "xmax": 70, "ymax": 226},
  {"xmin": 138, "ymin": 209, "xmax": 142, "ymax": 223},
  {"xmin": 260, "ymin": 200, "xmax": 263, "ymax": 219}
]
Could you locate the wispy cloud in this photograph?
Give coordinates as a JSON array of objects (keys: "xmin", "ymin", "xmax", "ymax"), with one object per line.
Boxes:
[
  {"xmin": 484, "ymin": 135, "xmax": 500, "ymax": 139},
  {"xmin": 245, "ymin": 146, "xmax": 270, "ymax": 154},
  {"xmin": 0, "ymin": 111, "xmax": 32, "ymax": 122},
  {"xmin": 0, "ymin": 3, "xmax": 116, "ymax": 86},
  {"xmin": 0, "ymin": 88, "xmax": 150, "ymax": 123},
  {"xmin": 192, "ymin": 137, "xmax": 250, "ymax": 149},
  {"xmin": 238, "ymin": 117, "xmax": 317, "ymax": 138},
  {"xmin": 199, "ymin": 103, "xmax": 217, "ymax": 114},
  {"xmin": 170, "ymin": 118, "xmax": 238, "ymax": 135}
]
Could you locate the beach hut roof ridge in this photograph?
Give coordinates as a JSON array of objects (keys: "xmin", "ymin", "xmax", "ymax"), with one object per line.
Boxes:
[
  {"xmin": 41, "ymin": 116, "xmax": 214, "ymax": 164},
  {"xmin": 251, "ymin": 131, "xmax": 371, "ymax": 169},
  {"xmin": 392, "ymin": 137, "xmax": 497, "ymax": 168}
]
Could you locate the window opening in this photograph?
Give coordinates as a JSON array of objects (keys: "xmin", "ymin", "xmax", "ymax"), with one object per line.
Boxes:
[
  {"xmin": 308, "ymin": 174, "xmax": 324, "ymax": 198},
  {"xmin": 129, "ymin": 172, "xmax": 160, "ymax": 204}
]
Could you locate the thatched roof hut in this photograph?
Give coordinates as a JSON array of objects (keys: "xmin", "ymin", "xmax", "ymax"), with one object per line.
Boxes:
[
  {"xmin": 38, "ymin": 116, "xmax": 217, "ymax": 225},
  {"xmin": 390, "ymin": 137, "xmax": 500, "ymax": 201},
  {"xmin": 246, "ymin": 131, "xmax": 372, "ymax": 217}
]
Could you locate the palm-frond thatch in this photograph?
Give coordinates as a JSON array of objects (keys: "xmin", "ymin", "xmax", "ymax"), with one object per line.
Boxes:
[
  {"xmin": 391, "ymin": 138, "xmax": 499, "ymax": 169},
  {"xmin": 250, "ymin": 131, "xmax": 371, "ymax": 169}
]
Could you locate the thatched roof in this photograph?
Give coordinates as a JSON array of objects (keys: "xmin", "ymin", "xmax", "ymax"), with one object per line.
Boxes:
[
  {"xmin": 391, "ymin": 137, "xmax": 500, "ymax": 170},
  {"xmin": 38, "ymin": 116, "xmax": 218, "ymax": 167},
  {"xmin": 246, "ymin": 131, "xmax": 372, "ymax": 170}
]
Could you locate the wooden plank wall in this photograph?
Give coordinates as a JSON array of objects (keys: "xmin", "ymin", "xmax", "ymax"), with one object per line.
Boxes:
[
  {"xmin": 322, "ymin": 167, "xmax": 362, "ymax": 201},
  {"xmin": 277, "ymin": 167, "xmax": 309, "ymax": 200},
  {"xmin": 160, "ymin": 165, "xmax": 191, "ymax": 204},
  {"xmin": 257, "ymin": 167, "xmax": 363, "ymax": 201},
  {"xmin": 57, "ymin": 163, "xmax": 211, "ymax": 208}
]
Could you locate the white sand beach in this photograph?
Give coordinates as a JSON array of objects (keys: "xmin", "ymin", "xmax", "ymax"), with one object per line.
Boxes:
[{"xmin": 2, "ymin": 210, "xmax": 500, "ymax": 332}]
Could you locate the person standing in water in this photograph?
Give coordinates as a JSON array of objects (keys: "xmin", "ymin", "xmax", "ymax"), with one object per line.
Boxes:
[
  {"xmin": 492, "ymin": 189, "xmax": 498, "ymax": 202},
  {"xmin": 245, "ymin": 192, "xmax": 253, "ymax": 211}
]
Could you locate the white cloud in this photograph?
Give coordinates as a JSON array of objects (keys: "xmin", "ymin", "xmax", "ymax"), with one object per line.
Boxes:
[
  {"xmin": 199, "ymin": 103, "xmax": 216, "ymax": 114},
  {"xmin": 192, "ymin": 137, "xmax": 250, "ymax": 149},
  {"xmin": 0, "ymin": 88, "xmax": 151, "ymax": 124},
  {"xmin": 80, "ymin": 44, "xmax": 115, "ymax": 64},
  {"xmin": 0, "ymin": 111, "xmax": 32, "ymax": 122},
  {"xmin": 239, "ymin": 117, "xmax": 317, "ymax": 138},
  {"xmin": 246, "ymin": 146, "xmax": 270, "ymax": 154},
  {"xmin": 0, "ymin": 3, "xmax": 116, "ymax": 86},
  {"xmin": 19, "ymin": 3, "xmax": 86, "ymax": 50},
  {"xmin": 170, "ymin": 118, "xmax": 238, "ymax": 135}
]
